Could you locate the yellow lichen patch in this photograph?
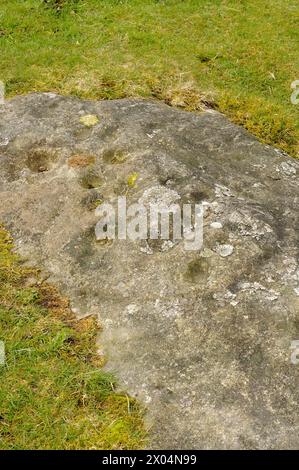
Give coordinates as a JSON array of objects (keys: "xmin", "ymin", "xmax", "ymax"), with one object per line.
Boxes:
[
  {"xmin": 79, "ymin": 114, "xmax": 99, "ymax": 127},
  {"xmin": 127, "ymin": 172, "xmax": 139, "ymax": 188},
  {"xmin": 68, "ymin": 154, "xmax": 96, "ymax": 168}
]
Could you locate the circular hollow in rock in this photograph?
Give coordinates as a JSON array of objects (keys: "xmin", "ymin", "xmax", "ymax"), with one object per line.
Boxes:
[
  {"xmin": 102, "ymin": 148, "xmax": 129, "ymax": 164},
  {"xmin": 26, "ymin": 147, "xmax": 58, "ymax": 173}
]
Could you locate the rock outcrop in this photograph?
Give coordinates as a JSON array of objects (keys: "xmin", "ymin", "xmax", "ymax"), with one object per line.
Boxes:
[{"xmin": 0, "ymin": 93, "xmax": 298, "ymax": 449}]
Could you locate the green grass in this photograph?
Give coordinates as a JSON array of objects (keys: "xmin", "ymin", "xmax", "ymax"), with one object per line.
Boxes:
[
  {"xmin": 0, "ymin": 0, "xmax": 298, "ymax": 156},
  {"xmin": 0, "ymin": 227, "xmax": 146, "ymax": 449}
]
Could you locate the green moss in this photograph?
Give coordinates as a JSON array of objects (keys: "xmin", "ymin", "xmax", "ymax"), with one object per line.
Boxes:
[{"xmin": 0, "ymin": 226, "xmax": 146, "ymax": 449}]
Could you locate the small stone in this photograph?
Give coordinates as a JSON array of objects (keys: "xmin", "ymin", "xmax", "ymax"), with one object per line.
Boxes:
[
  {"xmin": 215, "ymin": 244, "xmax": 234, "ymax": 257},
  {"xmin": 210, "ymin": 221, "xmax": 223, "ymax": 229},
  {"xmin": 79, "ymin": 114, "xmax": 99, "ymax": 127}
]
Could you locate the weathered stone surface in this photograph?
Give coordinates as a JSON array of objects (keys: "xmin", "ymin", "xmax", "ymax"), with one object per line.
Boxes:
[{"xmin": 0, "ymin": 93, "xmax": 298, "ymax": 449}]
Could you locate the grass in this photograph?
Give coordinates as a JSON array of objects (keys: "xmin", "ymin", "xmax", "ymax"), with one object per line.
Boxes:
[
  {"xmin": 0, "ymin": 227, "xmax": 146, "ymax": 449},
  {"xmin": 0, "ymin": 0, "xmax": 298, "ymax": 156}
]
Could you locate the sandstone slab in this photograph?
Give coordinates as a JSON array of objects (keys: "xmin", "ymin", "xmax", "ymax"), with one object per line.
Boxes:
[{"xmin": 0, "ymin": 93, "xmax": 298, "ymax": 449}]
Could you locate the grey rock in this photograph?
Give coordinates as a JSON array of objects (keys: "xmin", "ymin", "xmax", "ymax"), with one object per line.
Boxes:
[
  {"xmin": 210, "ymin": 221, "xmax": 223, "ymax": 229},
  {"xmin": 0, "ymin": 93, "xmax": 299, "ymax": 449},
  {"xmin": 215, "ymin": 243, "xmax": 234, "ymax": 257}
]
